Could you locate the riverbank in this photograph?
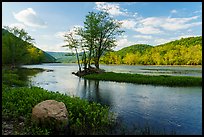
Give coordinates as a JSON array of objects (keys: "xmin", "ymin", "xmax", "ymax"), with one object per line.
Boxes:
[
  {"xmin": 3, "ymin": 66, "xmax": 193, "ymax": 135},
  {"xmin": 83, "ymin": 72, "xmax": 202, "ymax": 87},
  {"xmin": 2, "ymin": 67, "xmax": 115, "ymax": 135}
]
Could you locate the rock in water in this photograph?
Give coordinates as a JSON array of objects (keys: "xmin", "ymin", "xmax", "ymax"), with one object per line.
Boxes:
[{"xmin": 32, "ymin": 100, "xmax": 68, "ymax": 131}]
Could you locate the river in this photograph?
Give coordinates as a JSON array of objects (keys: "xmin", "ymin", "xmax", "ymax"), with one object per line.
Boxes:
[{"xmin": 22, "ymin": 63, "xmax": 202, "ymax": 135}]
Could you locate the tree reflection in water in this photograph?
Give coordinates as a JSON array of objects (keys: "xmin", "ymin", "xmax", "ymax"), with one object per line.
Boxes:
[{"xmin": 78, "ymin": 79, "xmax": 112, "ymax": 107}]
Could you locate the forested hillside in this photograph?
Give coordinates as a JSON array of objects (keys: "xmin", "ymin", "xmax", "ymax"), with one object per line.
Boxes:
[
  {"xmin": 2, "ymin": 28, "xmax": 56, "ymax": 66},
  {"xmin": 116, "ymin": 44, "xmax": 152, "ymax": 58},
  {"xmin": 100, "ymin": 36, "xmax": 202, "ymax": 65}
]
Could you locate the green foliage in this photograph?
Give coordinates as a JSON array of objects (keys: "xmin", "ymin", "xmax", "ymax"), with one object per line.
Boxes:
[
  {"xmin": 100, "ymin": 36, "xmax": 202, "ymax": 65},
  {"xmin": 83, "ymin": 72, "xmax": 202, "ymax": 87},
  {"xmin": 2, "ymin": 72, "xmax": 25, "ymax": 87},
  {"xmin": 2, "ymin": 67, "xmax": 115, "ymax": 135},
  {"xmin": 63, "ymin": 11, "xmax": 124, "ymax": 70},
  {"xmin": 2, "ymin": 86, "xmax": 115, "ymax": 135},
  {"xmin": 2, "ymin": 67, "xmax": 44, "ymax": 87},
  {"xmin": 100, "ymin": 52, "xmax": 122, "ymax": 64},
  {"xmin": 116, "ymin": 44, "xmax": 152, "ymax": 58},
  {"xmin": 2, "ymin": 28, "xmax": 55, "ymax": 66}
]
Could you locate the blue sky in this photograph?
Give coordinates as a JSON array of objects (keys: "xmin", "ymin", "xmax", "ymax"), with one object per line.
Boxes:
[{"xmin": 2, "ymin": 2, "xmax": 202, "ymax": 52}]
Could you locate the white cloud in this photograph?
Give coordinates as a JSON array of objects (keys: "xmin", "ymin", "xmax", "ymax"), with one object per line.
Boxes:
[
  {"xmin": 95, "ymin": 2, "xmax": 105, "ymax": 5},
  {"xmin": 68, "ymin": 25, "xmax": 83, "ymax": 34},
  {"xmin": 137, "ymin": 16, "xmax": 201, "ymax": 32},
  {"xmin": 55, "ymin": 25, "xmax": 83, "ymax": 40},
  {"xmin": 119, "ymin": 14, "xmax": 199, "ymax": 35},
  {"xmin": 154, "ymin": 38, "xmax": 172, "ymax": 45},
  {"xmin": 39, "ymin": 42, "xmax": 70, "ymax": 52},
  {"xmin": 95, "ymin": 2, "xmax": 127, "ymax": 16},
  {"xmin": 118, "ymin": 34, "xmax": 128, "ymax": 38},
  {"xmin": 95, "ymin": 2, "xmax": 140, "ymax": 19},
  {"xmin": 66, "ymin": 25, "xmax": 83, "ymax": 40},
  {"xmin": 165, "ymin": 16, "xmax": 199, "ymax": 23},
  {"xmin": 133, "ymin": 35, "xmax": 152, "ymax": 39},
  {"xmin": 194, "ymin": 10, "xmax": 202, "ymax": 14},
  {"xmin": 140, "ymin": 17, "xmax": 162, "ymax": 27},
  {"xmin": 55, "ymin": 31, "xmax": 67, "ymax": 39},
  {"xmin": 120, "ymin": 19, "xmax": 137, "ymax": 29},
  {"xmin": 161, "ymin": 21, "xmax": 202, "ymax": 31},
  {"xmin": 13, "ymin": 8, "xmax": 47, "ymax": 28},
  {"xmin": 171, "ymin": 9, "xmax": 177, "ymax": 14},
  {"xmin": 134, "ymin": 26, "xmax": 163, "ymax": 34},
  {"xmin": 9, "ymin": 23, "xmax": 26, "ymax": 30},
  {"xmin": 55, "ymin": 42, "xmax": 73, "ymax": 52},
  {"xmin": 114, "ymin": 37, "xmax": 135, "ymax": 51}
]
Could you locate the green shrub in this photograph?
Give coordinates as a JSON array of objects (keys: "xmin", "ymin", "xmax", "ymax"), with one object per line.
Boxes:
[{"xmin": 2, "ymin": 86, "xmax": 115, "ymax": 135}]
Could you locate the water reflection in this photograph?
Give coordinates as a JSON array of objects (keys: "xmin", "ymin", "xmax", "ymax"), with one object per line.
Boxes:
[
  {"xmin": 23, "ymin": 64, "xmax": 202, "ymax": 135},
  {"xmin": 78, "ymin": 79, "xmax": 112, "ymax": 106}
]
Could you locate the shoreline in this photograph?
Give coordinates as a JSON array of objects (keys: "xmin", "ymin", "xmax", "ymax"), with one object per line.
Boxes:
[
  {"xmin": 30, "ymin": 62, "xmax": 202, "ymax": 67},
  {"xmin": 99, "ymin": 64, "xmax": 202, "ymax": 67},
  {"xmin": 83, "ymin": 72, "xmax": 202, "ymax": 87},
  {"xmin": 2, "ymin": 67, "xmax": 115, "ymax": 135}
]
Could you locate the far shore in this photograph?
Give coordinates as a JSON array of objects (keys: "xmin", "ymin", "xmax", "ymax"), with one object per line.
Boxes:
[{"xmin": 26, "ymin": 62, "xmax": 202, "ymax": 67}]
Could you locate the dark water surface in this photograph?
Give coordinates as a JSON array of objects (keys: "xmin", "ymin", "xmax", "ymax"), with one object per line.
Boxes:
[{"xmin": 23, "ymin": 63, "xmax": 202, "ymax": 135}]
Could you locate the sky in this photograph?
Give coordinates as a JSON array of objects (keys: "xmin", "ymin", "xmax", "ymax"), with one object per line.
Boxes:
[{"xmin": 2, "ymin": 2, "xmax": 202, "ymax": 52}]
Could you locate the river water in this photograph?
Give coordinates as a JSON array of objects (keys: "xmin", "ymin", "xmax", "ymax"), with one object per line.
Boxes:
[{"xmin": 22, "ymin": 63, "xmax": 202, "ymax": 135}]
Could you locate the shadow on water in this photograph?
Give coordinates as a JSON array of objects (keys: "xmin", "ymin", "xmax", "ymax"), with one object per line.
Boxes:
[{"xmin": 78, "ymin": 79, "xmax": 112, "ymax": 107}]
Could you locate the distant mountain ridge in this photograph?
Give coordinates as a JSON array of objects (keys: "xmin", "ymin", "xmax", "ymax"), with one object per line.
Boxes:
[
  {"xmin": 115, "ymin": 36, "xmax": 202, "ymax": 55},
  {"xmin": 46, "ymin": 51, "xmax": 81, "ymax": 63}
]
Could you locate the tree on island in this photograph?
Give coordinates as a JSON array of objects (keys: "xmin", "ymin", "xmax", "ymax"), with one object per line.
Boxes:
[
  {"xmin": 63, "ymin": 11, "xmax": 124, "ymax": 76},
  {"xmin": 63, "ymin": 27, "xmax": 83, "ymax": 73}
]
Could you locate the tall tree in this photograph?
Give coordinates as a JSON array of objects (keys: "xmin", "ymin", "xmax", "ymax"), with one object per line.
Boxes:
[
  {"xmin": 81, "ymin": 11, "xmax": 124, "ymax": 69},
  {"xmin": 94, "ymin": 12, "xmax": 124, "ymax": 69},
  {"xmin": 63, "ymin": 27, "xmax": 82, "ymax": 72},
  {"xmin": 77, "ymin": 12, "xmax": 98, "ymax": 69}
]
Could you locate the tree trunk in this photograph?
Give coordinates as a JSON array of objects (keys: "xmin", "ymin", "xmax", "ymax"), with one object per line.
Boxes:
[
  {"xmin": 75, "ymin": 48, "xmax": 81, "ymax": 72},
  {"xmin": 88, "ymin": 42, "xmax": 93, "ymax": 68},
  {"xmin": 11, "ymin": 43, "xmax": 15, "ymax": 68},
  {"xmin": 83, "ymin": 50, "xmax": 87, "ymax": 70},
  {"xmin": 88, "ymin": 48, "xmax": 92, "ymax": 68},
  {"xmin": 95, "ymin": 56, "xmax": 100, "ymax": 69},
  {"xmin": 95, "ymin": 61, "xmax": 99, "ymax": 69},
  {"xmin": 95, "ymin": 31, "xmax": 103, "ymax": 69}
]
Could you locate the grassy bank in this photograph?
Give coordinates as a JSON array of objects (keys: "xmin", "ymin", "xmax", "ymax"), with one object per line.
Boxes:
[
  {"xmin": 2, "ymin": 67, "xmax": 44, "ymax": 87},
  {"xmin": 2, "ymin": 67, "xmax": 181, "ymax": 135},
  {"xmin": 2, "ymin": 67, "xmax": 115, "ymax": 135},
  {"xmin": 83, "ymin": 72, "xmax": 202, "ymax": 87}
]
